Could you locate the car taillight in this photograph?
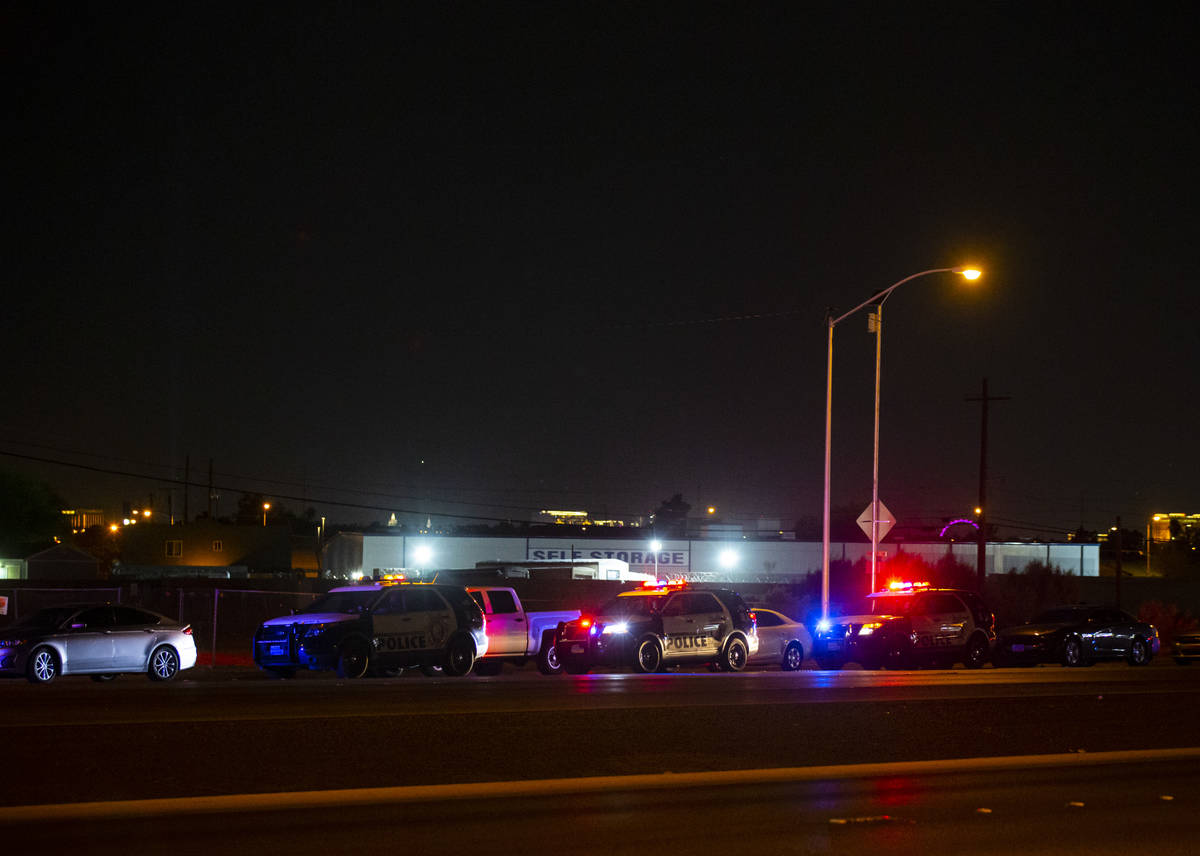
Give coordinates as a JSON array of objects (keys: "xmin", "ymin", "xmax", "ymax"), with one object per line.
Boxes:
[
  {"xmin": 182, "ymin": 625, "xmax": 193, "ymax": 635},
  {"xmin": 580, "ymin": 617, "xmax": 592, "ymax": 628}
]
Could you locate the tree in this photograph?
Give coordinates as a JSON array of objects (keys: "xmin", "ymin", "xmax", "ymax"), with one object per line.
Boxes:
[
  {"xmin": 652, "ymin": 494, "xmax": 691, "ymax": 538},
  {"xmin": 0, "ymin": 469, "xmax": 70, "ymax": 555}
]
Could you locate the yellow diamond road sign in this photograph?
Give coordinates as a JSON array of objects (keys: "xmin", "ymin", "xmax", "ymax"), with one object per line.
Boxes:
[{"xmin": 857, "ymin": 502, "xmax": 896, "ymax": 541}]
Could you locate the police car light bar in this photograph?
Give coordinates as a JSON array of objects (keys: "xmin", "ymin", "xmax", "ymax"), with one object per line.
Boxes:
[{"xmin": 885, "ymin": 580, "xmax": 931, "ymax": 592}]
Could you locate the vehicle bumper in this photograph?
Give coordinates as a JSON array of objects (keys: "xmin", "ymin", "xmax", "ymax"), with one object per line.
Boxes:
[
  {"xmin": 812, "ymin": 635, "xmax": 884, "ymax": 665},
  {"xmin": 557, "ymin": 633, "xmax": 632, "ymax": 669},
  {"xmin": 995, "ymin": 638, "xmax": 1055, "ymax": 663},
  {"xmin": 253, "ymin": 640, "xmax": 339, "ymax": 672}
]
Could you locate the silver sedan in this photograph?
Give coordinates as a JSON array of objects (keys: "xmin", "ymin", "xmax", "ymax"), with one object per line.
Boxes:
[
  {"xmin": 0, "ymin": 604, "xmax": 198, "ymax": 684},
  {"xmin": 750, "ymin": 607, "xmax": 811, "ymax": 670}
]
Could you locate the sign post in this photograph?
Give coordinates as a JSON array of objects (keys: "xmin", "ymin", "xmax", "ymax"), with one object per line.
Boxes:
[{"xmin": 857, "ymin": 501, "xmax": 895, "ymax": 593}]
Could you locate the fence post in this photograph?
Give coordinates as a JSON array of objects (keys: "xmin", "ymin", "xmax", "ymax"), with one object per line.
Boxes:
[{"xmin": 212, "ymin": 589, "xmax": 220, "ymax": 667}]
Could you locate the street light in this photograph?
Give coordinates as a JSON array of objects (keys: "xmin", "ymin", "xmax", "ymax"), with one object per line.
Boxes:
[
  {"xmin": 262, "ymin": 502, "xmax": 270, "ymax": 526},
  {"xmin": 822, "ymin": 266, "xmax": 981, "ymax": 620},
  {"xmin": 650, "ymin": 539, "xmax": 662, "ymax": 580}
]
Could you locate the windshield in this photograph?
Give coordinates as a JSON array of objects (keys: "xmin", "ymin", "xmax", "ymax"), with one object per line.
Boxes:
[
  {"xmin": 870, "ymin": 595, "xmax": 913, "ymax": 616},
  {"xmin": 299, "ymin": 591, "xmax": 380, "ymax": 615},
  {"xmin": 9, "ymin": 606, "xmax": 81, "ymax": 630},
  {"xmin": 1032, "ymin": 607, "xmax": 1089, "ymax": 624},
  {"xmin": 600, "ymin": 595, "xmax": 666, "ymax": 618}
]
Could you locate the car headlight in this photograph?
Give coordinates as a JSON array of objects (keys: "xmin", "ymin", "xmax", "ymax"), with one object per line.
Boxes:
[
  {"xmin": 601, "ymin": 622, "xmax": 629, "ymax": 635},
  {"xmin": 857, "ymin": 622, "xmax": 884, "ymax": 636}
]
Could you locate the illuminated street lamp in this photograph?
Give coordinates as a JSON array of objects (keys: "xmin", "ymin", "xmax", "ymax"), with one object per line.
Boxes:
[
  {"xmin": 718, "ymin": 548, "xmax": 738, "ymax": 570},
  {"xmin": 650, "ymin": 539, "xmax": 662, "ymax": 579},
  {"xmin": 822, "ymin": 267, "xmax": 982, "ymax": 619},
  {"xmin": 262, "ymin": 502, "xmax": 271, "ymax": 526}
]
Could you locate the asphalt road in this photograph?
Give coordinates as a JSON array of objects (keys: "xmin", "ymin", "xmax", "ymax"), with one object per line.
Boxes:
[{"xmin": 2, "ymin": 662, "xmax": 1197, "ymax": 852}]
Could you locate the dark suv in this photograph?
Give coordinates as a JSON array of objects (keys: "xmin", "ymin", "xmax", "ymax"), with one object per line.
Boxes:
[
  {"xmin": 812, "ymin": 582, "xmax": 994, "ymax": 670},
  {"xmin": 555, "ymin": 583, "xmax": 759, "ymax": 674},
  {"xmin": 253, "ymin": 582, "xmax": 487, "ymax": 678}
]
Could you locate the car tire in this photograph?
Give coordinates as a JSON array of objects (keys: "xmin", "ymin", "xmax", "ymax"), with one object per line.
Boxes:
[
  {"xmin": 1061, "ymin": 636, "xmax": 1088, "ymax": 667},
  {"xmin": 781, "ymin": 642, "xmax": 804, "ymax": 671},
  {"xmin": 336, "ymin": 637, "xmax": 371, "ymax": 679},
  {"xmin": 473, "ymin": 658, "xmax": 503, "ymax": 676},
  {"xmin": 536, "ymin": 631, "xmax": 563, "ymax": 675},
  {"xmin": 27, "ymin": 647, "xmax": 59, "ymax": 684},
  {"xmin": 442, "ymin": 634, "xmax": 476, "ymax": 677},
  {"xmin": 91, "ymin": 673, "xmax": 118, "ymax": 682},
  {"xmin": 1127, "ymin": 637, "xmax": 1152, "ymax": 666},
  {"xmin": 719, "ymin": 637, "xmax": 748, "ymax": 672},
  {"xmin": 149, "ymin": 646, "xmax": 180, "ymax": 681},
  {"xmin": 419, "ymin": 665, "xmax": 443, "ymax": 677},
  {"xmin": 964, "ymin": 633, "xmax": 990, "ymax": 669},
  {"xmin": 633, "ymin": 637, "xmax": 663, "ymax": 673}
]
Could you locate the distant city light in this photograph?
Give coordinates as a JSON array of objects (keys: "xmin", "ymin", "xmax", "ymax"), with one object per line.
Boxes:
[
  {"xmin": 718, "ymin": 548, "xmax": 738, "ymax": 568},
  {"xmin": 412, "ymin": 544, "xmax": 434, "ymax": 565}
]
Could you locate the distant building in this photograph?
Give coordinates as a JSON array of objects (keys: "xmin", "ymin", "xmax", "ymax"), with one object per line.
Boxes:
[
  {"xmin": 117, "ymin": 521, "xmax": 292, "ymax": 574},
  {"xmin": 1150, "ymin": 512, "xmax": 1200, "ymax": 543},
  {"xmin": 25, "ymin": 545, "xmax": 103, "ymax": 580},
  {"xmin": 61, "ymin": 508, "xmax": 107, "ymax": 533}
]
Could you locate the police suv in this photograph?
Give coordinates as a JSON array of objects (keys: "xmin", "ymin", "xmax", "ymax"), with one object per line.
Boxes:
[
  {"xmin": 555, "ymin": 581, "xmax": 758, "ymax": 674},
  {"xmin": 253, "ymin": 581, "xmax": 487, "ymax": 678},
  {"xmin": 812, "ymin": 581, "xmax": 994, "ymax": 670}
]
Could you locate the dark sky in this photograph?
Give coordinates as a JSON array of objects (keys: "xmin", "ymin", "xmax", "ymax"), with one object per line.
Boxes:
[{"xmin": 5, "ymin": 3, "xmax": 1198, "ymax": 537}]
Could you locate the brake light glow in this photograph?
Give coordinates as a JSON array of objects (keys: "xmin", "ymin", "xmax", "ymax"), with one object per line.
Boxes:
[
  {"xmin": 580, "ymin": 618, "xmax": 592, "ymax": 628},
  {"xmin": 182, "ymin": 625, "xmax": 193, "ymax": 636}
]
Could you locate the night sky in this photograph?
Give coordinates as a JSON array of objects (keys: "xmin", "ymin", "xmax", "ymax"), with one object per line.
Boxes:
[{"xmin": 5, "ymin": 3, "xmax": 1198, "ymax": 538}]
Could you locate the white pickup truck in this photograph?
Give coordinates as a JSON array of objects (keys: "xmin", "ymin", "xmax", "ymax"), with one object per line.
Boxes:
[{"xmin": 467, "ymin": 586, "xmax": 579, "ymax": 675}]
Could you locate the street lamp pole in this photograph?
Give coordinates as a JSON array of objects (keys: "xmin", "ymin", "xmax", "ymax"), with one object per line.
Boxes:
[{"xmin": 822, "ymin": 267, "xmax": 980, "ymax": 620}]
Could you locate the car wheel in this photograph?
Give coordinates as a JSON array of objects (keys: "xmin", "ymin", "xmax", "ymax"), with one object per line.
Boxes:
[
  {"xmin": 964, "ymin": 634, "xmax": 989, "ymax": 669},
  {"xmin": 27, "ymin": 647, "xmax": 59, "ymax": 684},
  {"xmin": 537, "ymin": 632, "xmax": 563, "ymax": 675},
  {"xmin": 473, "ymin": 658, "xmax": 503, "ymax": 676},
  {"xmin": 720, "ymin": 637, "xmax": 748, "ymax": 672},
  {"xmin": 90, "ymin": 673, "xmax": 118, "ymax": 682},
  {"xmin": 1127, "ymin": 637, "xmax": 1151, "ymax": 666},
  {"xmin": 336, "ymin": 638, "xmax": 371, "ymax": 679},
  {"xmin": 149, "ymin": 646, "xmax": 180, "ymax": 681},
  {"xmin": 633, "ymin": 637, "xmax": 663, "ymax": 673},
  {"xmin": 1061, "ymin": 636, "xmax": 1088, "ymax": 667},
  {"xmin": 781, "ymin": 642, "xmax": 804, "ymax": 671},
  {"xmin": 442, "ymin": 634, "xmax": 476, "ymax": 676}
]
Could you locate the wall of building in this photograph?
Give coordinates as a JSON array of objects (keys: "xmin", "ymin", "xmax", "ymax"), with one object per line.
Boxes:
[{"xmin": 341, "ymin": 534, "xmax": 1099, "ymax": 579}]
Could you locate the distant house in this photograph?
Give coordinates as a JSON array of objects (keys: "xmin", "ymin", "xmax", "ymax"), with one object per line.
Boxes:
[
  {"xmin": 118, "ymin": 521, "xmax": 292, "ymax": 574},
  {"xmin": 25, "ymin": 545, "xmax": 103, "ymax": 581}
]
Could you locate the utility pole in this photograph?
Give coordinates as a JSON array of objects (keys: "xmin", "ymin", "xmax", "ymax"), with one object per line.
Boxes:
[
  {"xmin": 1114, "ymin": 515, "xmax": 1122, "ymax": 610},
  {"xmin": 967, "ymin": 378, "xmax": 1010, "ymax": 591},
  {"xmin": 207, "ymin": 459, "xmax": 215, "ymax": 519},
  {"xmin": 183, "ymin": 454, "xmax": 190, "ymax": 523}
]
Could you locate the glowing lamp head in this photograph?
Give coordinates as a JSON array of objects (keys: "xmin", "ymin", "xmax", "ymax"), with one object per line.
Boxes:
[
  {"xmin": 718, "ymin": 549, "xmax": 738, "ymax": 569},
  {"xmin": 650, "ymin": 539, "xmax": 662, "ymax": 552},
  {"xmin": 411, "ymin": 545, "xmax": 434, "ymax": 565},
  {"xmin": 955, "ymin": 267, "xmax": 982, "ymax": 280},
  {"xmin": 816, "ymin": 619, "xmax": 832, "ymax": 634}
]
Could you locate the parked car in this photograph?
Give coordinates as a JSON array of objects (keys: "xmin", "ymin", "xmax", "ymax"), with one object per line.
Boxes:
[
  {"xmin": 0, "ymin": 604, "xmax": 197, "ymax": 684},
  {"xmin": 253, "ymin": 581, "xmax": 487, "ymax": 678},
  {"xmin": 994, "ymin": 605, "xmax": 1159, "ymax": 667},
  {"xmin": 748, "ymin": 607, "xmax": 810, "ymax": 670},
  {"xmin": 556, "ymin": 581, "xmax": 758, "ymax": 674},
  {"xmin": 1172, "ymin": 628, "xmax": 1200, "ymax": 665},
  {"xmin": 467, "ymin": 586, "xmax": 579, "ymax": 675},
  {"xmin": 812, "ymin": 581, "xmax": 994, "ymax": 670}
]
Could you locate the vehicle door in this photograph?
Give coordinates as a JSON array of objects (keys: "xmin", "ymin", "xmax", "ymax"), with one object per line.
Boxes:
[
  {"xmin": 753, "ymin": 609, "xmax": 783, "ymax": 660},
  {"xmin": 689, "ymin": 592, "xmax": 727, "ymax": 656},
  {"xmin": 109, "ymin": 606, "xmax": 160, "ymax": 670},
  {"xmin": 659, "ymin": 593, "xmax": 704, "ymax": 660},
  {"xmin": 907, "ymin": 595, "xmax": 937, "ymax": 651},
  {"xmin": 929, "ymin": 594, "xmax": 971, "ymax": 650},
  {"xmin": 62, "ymin": 606, "xmax": 116, "ymax": 671},
  {"xmin": 1088, "ymin": 610, "xmax": 1126, "ymax": 656},
  {"xmin": 372, "ymin": 588, "xmax": 453, "ymax": 664},
  {"xmin": 478, "ymin": 589, "xmax": 526, "ymax": 656}
]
